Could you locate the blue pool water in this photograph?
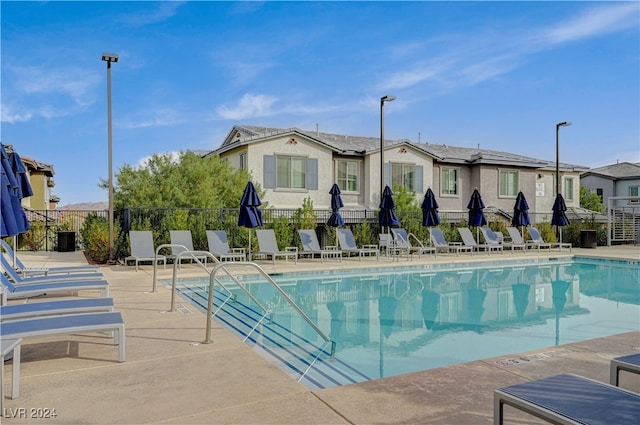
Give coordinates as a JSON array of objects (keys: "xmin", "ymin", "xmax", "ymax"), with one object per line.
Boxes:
[{"xmin": 174, "ymin": 257, "xmax": 640, "ymax": 389}]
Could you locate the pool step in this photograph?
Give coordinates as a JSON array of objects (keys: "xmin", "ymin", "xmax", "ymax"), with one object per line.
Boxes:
[{"xmin": 177, "ymin": 286, "xmax": 369, "ymax": 389}]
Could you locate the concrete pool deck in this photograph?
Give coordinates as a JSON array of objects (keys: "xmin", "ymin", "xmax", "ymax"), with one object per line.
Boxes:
[{"xmin": 2, "ymin": 246, "xmax": 639, "ymax": 424}]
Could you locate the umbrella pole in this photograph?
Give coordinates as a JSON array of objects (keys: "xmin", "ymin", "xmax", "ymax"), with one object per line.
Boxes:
[{"xmin": 248, "ymin": 228, "xmax": 252, "ymax": 260}]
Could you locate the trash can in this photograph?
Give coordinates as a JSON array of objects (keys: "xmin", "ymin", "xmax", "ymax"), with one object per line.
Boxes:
[
  {"xmin": 57, "ymin": 231, "xmax": 76, "ymax": 252},
  {"xmin": 580, "ymin": 230, "xmax": 597, "ymax": 249}
]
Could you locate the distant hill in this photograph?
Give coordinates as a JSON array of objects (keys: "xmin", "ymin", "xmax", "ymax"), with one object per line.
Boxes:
[{"xmin": 60, "ymin": 202, "xmax": 109, "ymax": 211}]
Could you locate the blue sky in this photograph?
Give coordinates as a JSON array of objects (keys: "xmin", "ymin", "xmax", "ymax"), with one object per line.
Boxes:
[{"xmin": 2, "ymin": 1, "xmax": 638, "ymax": 205}]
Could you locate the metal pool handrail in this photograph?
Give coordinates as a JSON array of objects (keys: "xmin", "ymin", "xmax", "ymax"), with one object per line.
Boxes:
[{"xmin": 204, "ymin": 261, "xmax": 337, "ymax": 359}]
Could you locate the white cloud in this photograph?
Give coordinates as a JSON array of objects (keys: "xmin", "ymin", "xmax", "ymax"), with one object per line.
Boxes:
[
  {"xmin": 542, "ymin": 3, "xmax": 639, "ymax": 45},
  {"xmin": 136, "ymin": 151, "xmax": 181, "ymax": 169},
  {"xmin": 0, "ymin": 104, "xmax": 33, "ymax": 124},
  {"xmin": 118, "ymin": 2, "xmax": 186, "ymax": 27},
  {"xmin": 216, "ymin": 93, "xmax": 279, "ymax": 120},
  {"xmin": 120, "ymin": 108, "xmax": 186, "ymax": 129}
]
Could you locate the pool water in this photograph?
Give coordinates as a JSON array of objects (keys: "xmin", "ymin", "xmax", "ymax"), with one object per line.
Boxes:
[{"xmin": 175, "ymin": 257, "xmax": 639, "ymax": 389}]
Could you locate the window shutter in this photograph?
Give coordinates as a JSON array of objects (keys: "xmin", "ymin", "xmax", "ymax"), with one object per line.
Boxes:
[
  {"xmin": 415, "ymin": 165, "xmax": 423, "ymax": 193},
  {"xmin": 263, "ymin": 155, "xmax": 275, "ymax": 188},
  {"xmin": 307, "ymin": 158, "xmax": 318, "ymax": 190},
  {"xmin": 384, "ymin": 163, "xmax": 391, "ymax": 187}
]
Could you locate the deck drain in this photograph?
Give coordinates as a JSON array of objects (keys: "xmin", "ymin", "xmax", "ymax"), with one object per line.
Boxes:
[{"xmin": 494, "ymin": 348, "xmax": 573, "ymax": 367}]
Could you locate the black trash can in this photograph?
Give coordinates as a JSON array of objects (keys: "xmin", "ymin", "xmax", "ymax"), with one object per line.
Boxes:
[
  {"xmin": 580, "ymin": 230, "xmax": 597, "ymax": 249},
  {"xmin": 57, "ymin": 231, "xmax": 76, "ymax": 252}
]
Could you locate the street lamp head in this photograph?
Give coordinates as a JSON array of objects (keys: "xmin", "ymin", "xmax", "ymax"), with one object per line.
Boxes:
[
  {"xmin": 557, "ymin": 121, "xmax": 572, "ymax": 128},
  {"xmin": 102, "ymin": 53, "xmax": 119, "ymax": 63},
  {"xmin": 381, "ymin": 95, "xmax": 396, "ymax": 103}
]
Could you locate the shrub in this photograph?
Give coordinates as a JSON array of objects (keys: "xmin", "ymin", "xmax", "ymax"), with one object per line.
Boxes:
[{"xmin": 80, "ymin": 214, "xmax": 110, "ymax": 263}]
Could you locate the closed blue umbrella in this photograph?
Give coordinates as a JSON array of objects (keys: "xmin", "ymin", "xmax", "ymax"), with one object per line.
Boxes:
[
  {"xmin": 378, "ymin": 185, "xmax": 399, "ymax": 228},
  {"xmin": 9, "ymin": 151, "xmax": 33, "ymax": 199},
  {"xmin": 512, "ymin": 191, "xmax": 531, "ymax": 228},
  {"xmin": 421, "ymin": 187, "xmax": 440, "ymax": 227},
  {"xmin": 238, "ymin": 181, "xmax": 263, "ymax": 256},
  {"xmin": 327, "ymin": 183, "xmax": 344, "ymax": 227},
  {"xmin": 512, "ymin": 283, "xmax": 530, "ymax": 319},
  {"xmin": 551, "ymin": 193, "xmax": 570, "ymax": 227},
  {"xmin": 1, "ymin": 144, "xmax": 29, "ymax": 238},
  {"xmin": 467, "ymin": 188, "xmax": 487, "ymax": 227}
]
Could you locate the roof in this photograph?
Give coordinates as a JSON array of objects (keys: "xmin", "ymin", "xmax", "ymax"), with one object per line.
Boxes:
[
  {"xmin": 209, "ymin": 125, "xmax": 588, "ymax": 170},
  {"xmin": 580, "ymin": 162, "xmax": 640, "ymax": 180}
]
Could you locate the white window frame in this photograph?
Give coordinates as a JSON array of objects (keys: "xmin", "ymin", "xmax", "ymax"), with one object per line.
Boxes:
[
  {"xmin": 239, "ymin": 152, "xmax": 247, "ymax": 171},
  {"xmin": 564, "ymin": 177, "xmax": 574, "ymax": 201},
  {"xmin": 336, "ymin": 159, "xmax": 360, "ymax": 193},
  {"xmin": 629, "ymin": 186, "xmax": 639, "ymax": 203},
  {"xmin": 498, "ymin": 169, "xmax": 519, "ymax": 198},
  {"xmin": 440, "ymin": 167, "xmax": 459, "ymax": 197},
  {"xmin": 391, "ymin": 162, "xmax": 416, "ymax": 191},
  {"xmin": 276, "ymin": 155, "xmax": 307, "ymax": 189}
]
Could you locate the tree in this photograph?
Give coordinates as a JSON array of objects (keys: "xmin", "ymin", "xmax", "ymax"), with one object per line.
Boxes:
[
  {"xmin": 579, "ymin": 186, "xmax": 605, "ymax": 213},
  {"xmin": 109, "ymin": 151, "xmax": 260, "ymax": 209}
]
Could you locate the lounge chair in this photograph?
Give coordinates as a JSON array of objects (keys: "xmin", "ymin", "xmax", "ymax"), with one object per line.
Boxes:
[
  {"xmin": 2, "ymin": 256, "xmax": 104, "ymax": 285},
  {"xmin": 1, "ymin": 240, "xmax": 99, "ymax": 277},
  {"xmin": 529, "ymin": 227, "xmax": 572, "ymax": 252},
  {"xmin": 252, "ymin": 229, "xmax": 298, "ymax": 265},
  {"xmin": 124, "ymin": 231, "xmax": 166, "ymax": 272},
  {"xmin": 169, "ymin": 230, "xmax": 208, "ymax": 265},
  {"xmin": 457, "ymin": 228, "xmax": 485, "ymax": 255},
  {"xmin": 297, "ymin": 229, "xmax": 342, "ymax": 262},
  {"xmin": 504, "ymin": 227, "xmax": 529, "ymax": 252},
  {"xmin": 477, "ymin": 228, "xmax": 504, "ymax": 254},
  {"xmin": 494, "ymin": 373, "xmax": 640, "ymax": 425},
  {"xmin": 610, "ymin": 353, "xmax": 640, "ymax": 386},
  {"xmin": 1, "ymin": 338, "xmax": 21, "ymax": 414},
  {"xmin": 337, "ymin": 229, "xmax": 379, "ymax": 260},
  {"xmin": 1, "ymin": 297, "xmax": 115, "ymax": 322},
  {"xmin": 429, "ymin": 228, "xmax": 472, "ymax": 255},
  {"xmin": 1, "ymin": 274, "xmax": 109, "ymax": 304},
  {"xmin": 206, "ymin": 230, "xmax": 246, "ymax": 262},
  {"xmin": 1, "ymin": 311, "xmax": 126, "ymax": 362},
  {"xmin": 391, "ymin": 228, "xmax": 435, "ymax": 258}
]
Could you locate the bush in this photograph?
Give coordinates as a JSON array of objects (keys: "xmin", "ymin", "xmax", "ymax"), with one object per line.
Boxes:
[{"xmin": 80, "ymin": 213, "xmax": 113, "ymax": 264}]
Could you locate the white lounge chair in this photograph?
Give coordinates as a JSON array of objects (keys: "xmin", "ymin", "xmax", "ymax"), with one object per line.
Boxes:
[
  {"xmin": 169, "ymin": 230, "xmax": 208, "ymax": 266},
  {"xmin": 1, "ymin": 240, "xmax": 99, "ymax": 277},
  {"xmin": 1, "ymin": 311, "xmax": 126, "ymax": 362},
  {"xmin": 125, "ymin": 231, "xmax": 166, "ymax": 272},
  {"xmin": 504, "ymin": 227, "xmax": 529, "ymax": 251},
  {"xmin": 1, "ymin": 274, "xmax": 109, "ymax": 304},
  {"xmin": 252, "ymin": 229, "xmax": 298, "ymax": 265},
  {"xmin": 2, "ymin": 256, "xmax": 104, "ymax": 285},
  {"xmin": 391, "ymin": 228, "xmax": 435, "ymax": 258},
  {"xmin": 1, "ymin": 297, "xmax": 115, "ymax": 322},
  {"xmin": 298, "ymin": 229, "xmax": 342, "ymax": 262},
  {"xmin": 429, "ymin": 228, "xmax": 471, "ymax": 255},
  {"xmin": 337, "ymin": 229, "xmax": 379, "ymax": 260},
  {"xmin": 529, "ymin": 227, "xmax": 572, "ymax": 252},
  {"xmin": 206, "ymin": 230, "xmax": 246, "ymax": 262}
]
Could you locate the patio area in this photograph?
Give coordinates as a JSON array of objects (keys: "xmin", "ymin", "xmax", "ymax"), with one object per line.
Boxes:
[{"xmin": 2, "ymin": 246, "xmax": 639, "ymax": 424}]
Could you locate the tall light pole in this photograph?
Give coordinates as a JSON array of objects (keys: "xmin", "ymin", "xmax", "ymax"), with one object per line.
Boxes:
[
  {"xmin": 555, "ymin": 121, "xmax": 571, "ymax": 238},
  {"xmin": 102, "ymin": 52, "xmax": 118, "ymax": 263},
  {"xmin": 555, "ymin": 121, "xmax": 572, "ymax": 198},
  {"xmin": 380, "ymin": 95, "xmax": 396, "ymax": 196}
]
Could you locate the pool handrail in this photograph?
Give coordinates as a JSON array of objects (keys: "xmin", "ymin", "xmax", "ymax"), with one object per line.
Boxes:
[{"xmin": 205, "ymin": 261, "xmax": 337, "ymax": 359}]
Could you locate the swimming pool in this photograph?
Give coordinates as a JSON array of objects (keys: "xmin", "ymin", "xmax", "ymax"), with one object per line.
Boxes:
[{"xmin": 173, "ymin": 257, "xmax": 640, "ymax": 389}]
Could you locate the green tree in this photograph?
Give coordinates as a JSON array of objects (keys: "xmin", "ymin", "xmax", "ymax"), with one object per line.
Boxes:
[
  {"xmin": 110, "ymin": 151, "xmax": 259, "ymax": 209},
  {"xmin": 579, "ymin": 186, "xmax": 605, "ymax": 213}
]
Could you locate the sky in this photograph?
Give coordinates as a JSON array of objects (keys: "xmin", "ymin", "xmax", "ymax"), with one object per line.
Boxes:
[{"xmin": 1, "ymin": 1, "xmax": 638, "ymax": 206}]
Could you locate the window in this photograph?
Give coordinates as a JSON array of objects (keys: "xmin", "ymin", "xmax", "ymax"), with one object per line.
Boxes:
[
  {"xmin": 239, "ymin": 152, "xmax": 247, "ymax": 171},
  {"xmin": 441, "ymin": 167, "xmax": 458, "ymax": 196},
  {"xmin": 596, "ymin": 188, "xmax": 603, "ymax": 203},
  {"xmin": 276, "ymin": 155, "xmax": 306, "ymax": 189},
  {"xmin": 336, "ymin": 160, "xmax": 359, "ymax": 192},
  {"xmin": 630, "ymin": 186, "xmax": 639, "ymax": 203},
  {"xmin": 564, "ymin": 177, "xmax": 574, "ymax": 201},
  {"xmin": 499, "ymin": 170, "xmax": 518, "ymax": 197},
  {"xmin": 391, "ymin": 163, "xmax": 415, "ymax": 191},
  {"xmin": 263, "ymin": 155, "xmax": 317, "ymax": 190}
]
